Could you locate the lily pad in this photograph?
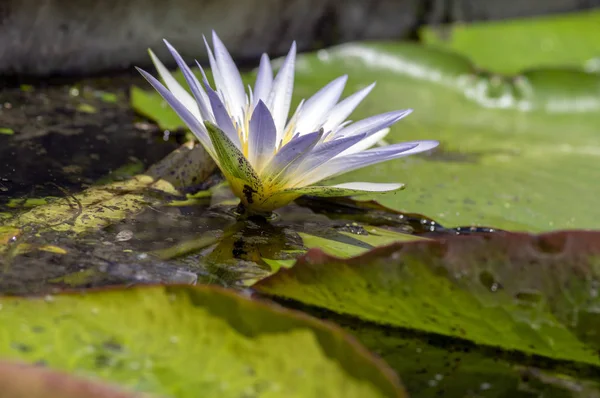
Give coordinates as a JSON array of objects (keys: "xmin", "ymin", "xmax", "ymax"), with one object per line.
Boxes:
[
  {"xmin": 255, "ymin": 231, "xmax": 600, "ymax": 374},
  {"xmin": 0, "ymin": 285, "xmax": 403, "ymax": 398},
  {"xmin": 420, "ymin": 10, "xmax": 600, "ymax": 74},
  {"xmin": 132, "ymin": 39, "xmax": 600, "ymax": 231}
]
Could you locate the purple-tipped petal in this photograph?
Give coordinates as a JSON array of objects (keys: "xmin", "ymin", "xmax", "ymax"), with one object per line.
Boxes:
[
  {"xmin": 321, "ymin": 83, "xmax": 376, "ymax": 134},
  {"xmin": 204, "ymin": 85, "xmax": 241, "ymax": 149},
  {"xmin": 163, "ymin": 40, "xmax": 213, "ymax": 122},
  {"xmin": 298, "ymin": 140, "xmax": 439, "ymax": 186},
  {"xmin": 285, "ymin": 133, "xmax": 367, "ymax": 185},
  {"xmin": 334, "ymin": 109, "xmax": 412, "ymax": 139},
  {"xmin": 148, "ymin": 49, "xmax": 200, "ymax": 119},
  {"xmin": 248, "ymin": 100, "xmax": 277, "ymax": 171},
  {"xmin": 253, "ymin": 53, "xmax": 273, "ymax": 107},
  {"xmin": 263, "ymin": 129, "xmax": 321, "ymax": 179},
  {"xmin": 211, "ymin": 31, "xmax": 246, "ymax": 120},
  {"xmin": 335, "ymin": 127, "xmax": 390, "ymax": 157},
  {"xmin": 136, "ymin": 67, "xmax": 214, "ymax": 154},
  {"xmin": 267, "ymin": 42, "xmax": 297, "ymax": 142},
  {"xmin": 293, "ymin": 75, "xmax": 348, "ymax": 135}
]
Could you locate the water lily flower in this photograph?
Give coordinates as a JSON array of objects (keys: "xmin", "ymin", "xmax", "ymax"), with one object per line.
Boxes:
[{"xmin": 137, "ymin": 32, "xmax": 438, "ymax": 214}]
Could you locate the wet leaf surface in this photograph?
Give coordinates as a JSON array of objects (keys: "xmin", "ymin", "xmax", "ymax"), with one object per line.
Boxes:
[
  {"xmin": 0, "ymin": 285, "xmax": 404, "ymax": 398},
  {"xmin": 255, "ymin": 231, "xmax": 600, "ymax": 384},
  {"xmin": 132, "ymin": 39, "xmax": 600, "ymax": 231}
]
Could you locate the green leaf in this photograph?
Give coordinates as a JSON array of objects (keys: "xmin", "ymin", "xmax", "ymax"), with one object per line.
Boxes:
[
  {"xmin": 0, "ymin": 285, "xmax": 404, "ymax": 398},
  {"xmin": 299, "ymin": 229, "xmax": 423, "ymax": 258},
  {"xmin": 420, "ymin": 10, "xmax": 600, "ymax": 74},
  {"xmin": 131, "ymin": 86, "xmax": 182, "ymax": 131},
  {"xmin": 255, "ymin": 231, "xmax": 600, "ymax": 371},
  {"xmin": 131, "ymin": 38, "xmax": 600, "ymax": 231},
  {"xmin": 291, "ymin": 42, "xmax": 600, "ymax": 231}
]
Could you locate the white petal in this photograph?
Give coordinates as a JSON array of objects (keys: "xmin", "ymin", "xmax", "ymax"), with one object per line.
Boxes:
[
  {"xmin": 211, "ymin": 31, "xmax": 246, "ymax": 122},
  {"xmin": 280, "ymin": 99, "xmax": 305, "ymax": 145},
  {"xmin": 203, "ymin": 36, "xmax": 226, "ymax": 98},
  {"xmin": 335, "ymin": 128, "xmax": 390, "ymax": 158},
  {"xmin": 334, "ymin": 109, "xmax": 412, "ymax": 139},
  {"xmin": 298, "ymin": 140, "xmax": 439, "ymax": 186},
  {"xmin": 137, "ymin": 67, "xmax": 215, "ymax": 156},
  {"xmin": 253, "ymin": 53, "xmax": 273, "ymax": 107},
  {"xmin": 331, "ymin": 182, "xmax": 404, "ymax": 192},
  {"xmin": 267, "ymin": 42, "xmax": 297, "ymax": 143},
  {"xmin": 163, "ymin": 40, "xmax": 213, "ymax": 122},
  {"xmin": 293, "ymin": 75, "xmax": 347, "ymax": 135},
  {"xmin": 149, "ymin": 49, "xmax": 201, "ymax": 119},
  {"xmin": 321, "ymin": 83, "xmax": 375, "ymax": 134}
]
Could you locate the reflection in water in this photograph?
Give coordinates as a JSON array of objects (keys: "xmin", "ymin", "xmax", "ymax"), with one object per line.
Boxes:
[{"xmin": 0, "ymin": 75, "xmax": 501, "ymax": 295}]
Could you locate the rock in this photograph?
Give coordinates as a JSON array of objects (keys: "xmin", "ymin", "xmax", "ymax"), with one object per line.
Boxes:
[{"xmin": 0, "ymin": 0, "xmax": 598, "ymax": 76}]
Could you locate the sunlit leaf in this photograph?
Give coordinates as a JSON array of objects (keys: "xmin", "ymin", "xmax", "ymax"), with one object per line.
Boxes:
[
  {"xmin": 255, "ymin": 231, "xmax": 600, "ymax": 370},
  {"xmin": 0, "ymin": 285, "xmax": 404, "ymax": 398}
]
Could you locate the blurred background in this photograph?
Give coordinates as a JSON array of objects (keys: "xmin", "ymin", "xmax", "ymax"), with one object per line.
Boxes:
[{"xmin": 2, "ymin": 0, "xmax": 600, "ymax": 76}]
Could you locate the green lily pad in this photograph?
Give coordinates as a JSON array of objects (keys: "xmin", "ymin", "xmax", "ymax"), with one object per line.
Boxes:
[
  {"xmin": 132, "ymin": 38, "xmax": 600, "ymax": 231},
  {"xmin": 0, "ymin": 285, "xmax": 404, "ymax": 398},
  {"xmin": 255, "ymin": 231, "xmax": 600, "ymax": 373},
  {"xmin": 420, "ymin": 10, "xmax": 600, "ymax": 74}
]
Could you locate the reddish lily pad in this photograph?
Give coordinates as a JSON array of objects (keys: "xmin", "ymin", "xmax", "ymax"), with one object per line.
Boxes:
[
  {"xmin": 0, "ymin": 361, "xmax": 144, "ymax": 398},
  {"xmin": 255, "ymin": 231, "xmax": 600, "ymax": 371}
]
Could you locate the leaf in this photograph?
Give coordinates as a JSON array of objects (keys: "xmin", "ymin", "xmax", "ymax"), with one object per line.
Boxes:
[
  {"xmin": 0, "ymin": 285, "xmax": 404, "ymax": 398},
  {"xmin": 131, "ymin": 86, "xmax": 182, "ymax": 131},
  {"xmin": 131, "ymin": 38, "xmax": 600, "ymax": 231},
  {"xmin": 299, "ymin": 230, "xmax": 423, "ymax": 258},
  {"xmin": 322, "ymin": 312, "xmax": 600, "ymax": 397},
  {"xmin": 292, "ymin": 42, "xmax": 600, "ymax": 231},
  {"xmin": 420, "ymin": 10, "xmax": 600, "ymax": 74},
  {"xmin": 255, "ymin": 231, "xmax": 600, "ymax": 372},
  {"xmin": 0, "ymin": 361, "xmax": 144, "ymax": 398}
]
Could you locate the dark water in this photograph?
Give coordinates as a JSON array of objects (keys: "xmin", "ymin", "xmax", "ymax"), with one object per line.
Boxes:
[{"xmin": 0, "ymin": 76, "xmax": 497, "ymax": 295}]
